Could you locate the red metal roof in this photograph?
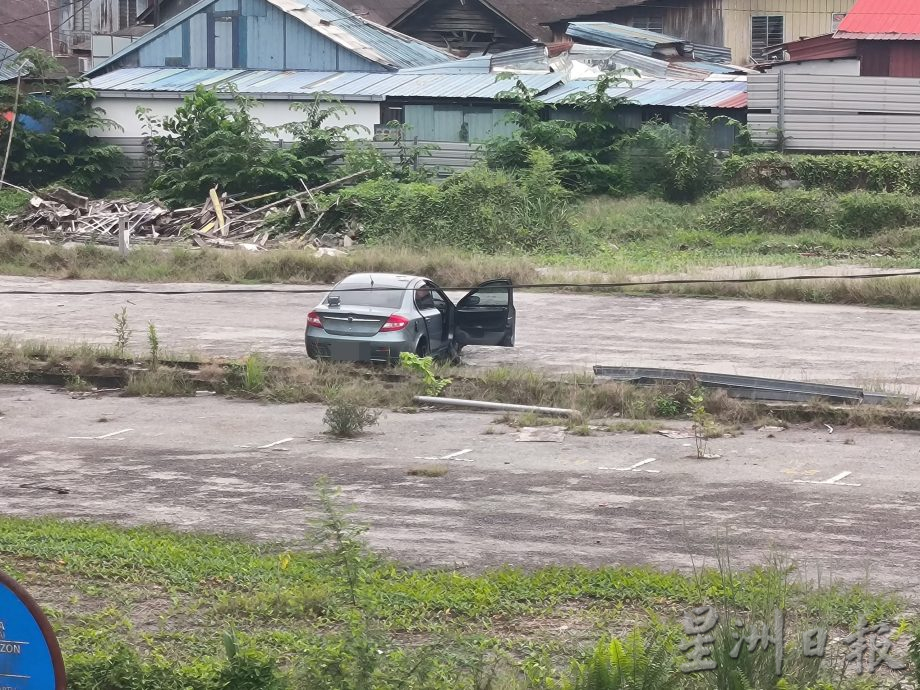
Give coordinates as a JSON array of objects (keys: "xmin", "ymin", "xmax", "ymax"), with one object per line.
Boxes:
[
  {"xmin": 782, "ymin": 33, "xmax": 859, "ymax": 61},
  {"xmin": 835, "ymin": 0, "xmax": 920, "ymax": 40}
]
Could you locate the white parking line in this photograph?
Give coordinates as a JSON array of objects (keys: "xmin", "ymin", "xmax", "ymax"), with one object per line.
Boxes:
[
  {"xmin": 599, "ymin": 458, "xmax": 661, "ymax": 473},
  {"xmin": 258, "ymin": 438, "xmax": 294, "ymax": 450},
  {"xmin": 793, "ymin": 470, "xmax": 860, "ymax": 487},
  {"xmin": 68, "ymin": 428, "xmax": 134, "ymax": 440},
  {"xmin": 415, "ymin": 448, "xmax": 473, "ymax": 462}
]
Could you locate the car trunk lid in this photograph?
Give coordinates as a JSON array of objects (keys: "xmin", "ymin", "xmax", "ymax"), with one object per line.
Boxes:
[{"xmin": 315, "ymin": 306, "xmax": 393, "ymax": 336}]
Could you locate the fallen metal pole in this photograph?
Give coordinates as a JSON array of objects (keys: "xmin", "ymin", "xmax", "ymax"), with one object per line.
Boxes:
[{"xmin": 414, "ymin": 396, "xmax": 579, "ymax": 417}]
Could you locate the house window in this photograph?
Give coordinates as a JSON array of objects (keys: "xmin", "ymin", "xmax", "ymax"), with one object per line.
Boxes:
[
  {"xmin": 751, "ymin": 16, "xmax": 784, "ymax": 59},
  {"xmin": 632, "ymin": 15, "xmax": 664, "ymax": 33},
  {"xmin": 381, "ymin": 105, "xmax": 404, "ymax": 126}
]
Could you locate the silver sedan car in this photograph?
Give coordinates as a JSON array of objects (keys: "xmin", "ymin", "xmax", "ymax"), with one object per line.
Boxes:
[{"xmin": 305, "ymin": 273, "xmax": 516, "ymax": 364}]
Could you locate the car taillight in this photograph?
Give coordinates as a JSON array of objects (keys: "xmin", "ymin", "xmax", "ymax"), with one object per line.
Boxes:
[
  {"xmin": 307, "ymin": 311, "xmax": 323, "ymax": 329},
  {"xmin": 379, "ymin": 315, "xmax": 409, "ymax": 332}
]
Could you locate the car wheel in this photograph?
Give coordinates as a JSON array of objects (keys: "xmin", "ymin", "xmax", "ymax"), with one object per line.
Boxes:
[{"xmin": 415, "ymin": 339, "xmax": 429, "ymax": 357}]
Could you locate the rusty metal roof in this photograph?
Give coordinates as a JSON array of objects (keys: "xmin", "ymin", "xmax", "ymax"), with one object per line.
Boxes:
[{"xmin": 835, "ymin": 0, "xmax": 920, "ymax": 40}]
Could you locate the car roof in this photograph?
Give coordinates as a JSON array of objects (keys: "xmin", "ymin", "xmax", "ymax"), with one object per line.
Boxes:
[{"xmin": 335, "ymin": 273, "xmax": 427, "ymax": 288}]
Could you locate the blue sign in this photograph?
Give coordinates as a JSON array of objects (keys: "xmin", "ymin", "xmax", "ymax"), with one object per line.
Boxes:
[{"xmin": 0, "ymin": 571, "xmax": 66, "ymax": 690}]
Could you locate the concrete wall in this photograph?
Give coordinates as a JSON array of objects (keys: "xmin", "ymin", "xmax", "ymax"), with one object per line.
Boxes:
[
  {"xmin": 749, "ymin": 72, "xmax": 920, "ymax": 151},
  {"xmin": 94, "ymin": 95, "xmax": 380, "ymax": 139}
]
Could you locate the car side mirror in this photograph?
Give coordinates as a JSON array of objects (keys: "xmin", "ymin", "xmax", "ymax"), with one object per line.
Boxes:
[{"xmin": 465, "ymin": 295, "xmax": 481, "ymax": 306}]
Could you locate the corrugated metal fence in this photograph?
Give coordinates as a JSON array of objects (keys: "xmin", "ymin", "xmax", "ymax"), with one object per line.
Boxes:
[
  {"xmin": 115, "ymin": 138, "xmax": 482, "ymax": 183},
  {"xmin": 750, "ymin": 73, "xmax": 920, "ymax": 152}
]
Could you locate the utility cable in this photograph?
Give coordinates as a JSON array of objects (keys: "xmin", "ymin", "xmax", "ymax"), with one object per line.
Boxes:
[{"xmin": 1, "ymin": 269, "xmax": 919, "ymax": 296}]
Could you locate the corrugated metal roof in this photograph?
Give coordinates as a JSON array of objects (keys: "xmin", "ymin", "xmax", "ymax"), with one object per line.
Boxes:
[
  {"xmin": 275, "ymin": 0, "xmax": 454, "ymax": 68},
  {"xmin": 0, "ymin": 39, "xmax": 21, "ymax": 81},
  {"xmin": 81, "ymin": 67, "xmax": 562, "ymax": 99},
  {"xmin": 539, "ymin": 78, "xmax": 747, "ymax": 108},
  {"xmin": 87, "ymin": 0, "xmax": 452, "ymax": 76},
  {"xmin": 835, "ymin": 0, "xmax": 920, "ymax": 40},
  {"xmin": 566, "ymin": 22, "xmax": 684, "ymax": 56},
  {"xmin": 691, "ymin": 43, "xmax": 733, "ymax": 64}
]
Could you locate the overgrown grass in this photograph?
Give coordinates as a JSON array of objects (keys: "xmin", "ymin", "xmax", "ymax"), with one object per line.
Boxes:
[
  {"xmin": 0, "ymin": 231, "xmax": 539, "ymax": 286},
  {"xmin": 4, "ymin": 194, "xmax": 920, "ymax": 310},
  {"xmin": 0, "ymin": 515, "xmax": 907, "ymax": 690},
  {"xmin": 2, "ymin": 338, "xmax": 917, "ymax": 431}
]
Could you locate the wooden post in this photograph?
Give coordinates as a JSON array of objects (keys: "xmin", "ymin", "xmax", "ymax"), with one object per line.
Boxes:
[{"xmin": 118, "ymin": 217, "xmax": 130, "ymax": 258}]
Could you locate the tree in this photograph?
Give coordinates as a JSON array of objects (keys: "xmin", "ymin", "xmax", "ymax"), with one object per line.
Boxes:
[{"xmin": 0, "ymin": 49, "xmax": 126, "ymax": 194}]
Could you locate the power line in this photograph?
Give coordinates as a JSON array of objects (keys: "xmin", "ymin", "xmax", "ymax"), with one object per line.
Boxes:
[
  {"xmin": 1, "ymin": 269, "xmax": 919, "ymax": 296},
  {"xmin": 0, "ymin": 0, "xmax": 94, "ymax": 70}
]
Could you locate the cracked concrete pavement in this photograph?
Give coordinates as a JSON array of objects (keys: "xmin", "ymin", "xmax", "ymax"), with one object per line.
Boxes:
[
  {"xmin": 2, "ymin": 387, "xmax": 919, "ymax": 595},
  {"xmin": 0, "ymin": 276, "xmax": 918, "ymax": 394}
]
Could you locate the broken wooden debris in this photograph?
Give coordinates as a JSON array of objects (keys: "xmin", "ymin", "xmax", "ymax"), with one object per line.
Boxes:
[{"xmin": 6, "ymin": 173, "xmax": 368, "ymax": 253}]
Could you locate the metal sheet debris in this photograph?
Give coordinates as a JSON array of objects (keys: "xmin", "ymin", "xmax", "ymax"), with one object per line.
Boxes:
[{"xmin": 594, "ymin": 367, "xmax": 910, "ymax": 405}]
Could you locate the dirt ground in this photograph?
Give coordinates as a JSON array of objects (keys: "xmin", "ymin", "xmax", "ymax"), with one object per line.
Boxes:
[
  {"xmin": 2, "ymin": 386, "xmax": 919, "ymax": 595},
  {"xmin": 1, "ymin": 276, "xmax": 918, "ymax": 394}
]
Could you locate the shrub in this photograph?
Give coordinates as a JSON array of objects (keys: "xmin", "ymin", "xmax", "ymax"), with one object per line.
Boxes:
[
  {"xmin": 698, "ymin": 187, "xmax": 829, "ymax": 235},
  {"xmin": 723, "ymin": 153, "xmax": 920, "ymax": 193},
  {"xmin": 0, "ymin": 51, "xmax": 126, "ymax": 194},
  {"xmin": 333, "ymin": 150, "xmax": 586, "ymax": 253},
  {"xmin": 563, "ymin": 632, "xmax": 676, "ymax": 690},
  {"xmin": 618, "ymin": 111, "xmax": 723, "ymax": 202},
  {"xmin": 324, "ymin": 398, "xmax": 380, "ymax": 438},
  {"xmin": 831, "ymin": 191, "xmax": 919, "ymax": 238},
  {"xmin": 140, "ymin": 88, "xmax": 356, "ymax": 207}
]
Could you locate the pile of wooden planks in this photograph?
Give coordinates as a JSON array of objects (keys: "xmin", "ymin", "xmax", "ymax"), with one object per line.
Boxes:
[{"xmin": 5, "ymin": 170, "xmax": 368, "ymax": 252}]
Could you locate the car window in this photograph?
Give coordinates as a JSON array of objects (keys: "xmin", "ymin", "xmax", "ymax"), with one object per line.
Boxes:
[
  {"xmin": 463, "ymin": 286, "xmax": 509, "ymax": 307},
  {"xmin": 325, "ymin": 283, "xmax": 405, "ymax": 309}
]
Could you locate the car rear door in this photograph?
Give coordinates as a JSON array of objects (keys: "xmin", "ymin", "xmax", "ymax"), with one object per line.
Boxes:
[{"xmin": 453, "ymin": 279, "xmax": 515, "ymax": 347}]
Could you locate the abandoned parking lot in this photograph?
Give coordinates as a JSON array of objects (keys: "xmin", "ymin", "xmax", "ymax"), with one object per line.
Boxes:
[
  {"xmin": 1, "ymin": 275, "xmax": 919, "ymax": 392},
  {"xmin": 2, "ymin": 387, "xmax": 919, "ymax": 594}
]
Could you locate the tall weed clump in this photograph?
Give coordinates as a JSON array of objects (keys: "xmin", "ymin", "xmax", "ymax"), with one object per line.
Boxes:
[
  {"xmin": 699, "ymin": 188, "xmax": 920, "ymax": 237},
  {"xmin": 334, "ymin": 149, "xmax": 587, "ymax": 253},
  {"xmin": 723, "ymin": 152, "xmax": 920, "ymax": 193},
  {"xmin": 697, "ymin": 188, "xmax": 830, "ymax": 235}
]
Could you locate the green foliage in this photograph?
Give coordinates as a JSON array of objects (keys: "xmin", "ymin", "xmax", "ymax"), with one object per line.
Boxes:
[
  {"xmin": 334, "ymin": 150, "xmax": 582, "ymax": 253},
  {"xmin": 722, "ymin": 153, "xmax": 920, "ymax": 193},
  {"xmin": 563, "ymin": 632, "xmax": 677, "ymax": 690},
  {"xmin": 67, "ymin": 639, "xmax": 284, "ymax": 690},
  {"xmin": 619, "ymin": 110, "xmax": 725, "ymax": 202},
  {"xmin": 400, "ymin": 352, "xmax": 451, "ymax": 396},
  {"xmin": 0, "ymin": 52, "xmax": 125, "ymax": 194},
  {"xmin": 485, "ymin": 75, "xmax": 632, "ymax": 195},
  {"xmin": 141, "ymin": 87, "xmax": 353, "ymax": 206},
  {"xmin": 698, "ymin": 187, "xmax": 920, "ymax": 237},
  {"xmin": 698, "ymin": 188, "xmax": 830, "ymax": 235},
  {"xmin": 113, "ymin": 306, "xmax": 131, "ymax": 356},
  {"xmin": 323, "ymin": 396, "xmax": 380, "ymax": 438},
  {"xmin": 0, "ymin": 189, "xmax": 30, "ymax": 216},
  {"xmin": 831, "ymin": 192, "xmax": 919, "ymax": 238},
  {"xmin": 147, "ymin": 322, "xmax": 160, "ymax": 370}
]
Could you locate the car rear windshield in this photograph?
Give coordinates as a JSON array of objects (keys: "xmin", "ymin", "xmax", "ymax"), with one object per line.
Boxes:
[{"xmin": 325, "ymin": 283, "xmax": 405, "ymax": 309}]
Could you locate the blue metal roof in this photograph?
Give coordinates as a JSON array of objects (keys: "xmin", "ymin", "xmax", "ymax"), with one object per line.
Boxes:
[
  {"xmin": 0, "ymin": 39, "xmax": 21, "ymax": 81},
  {"xmin": 86, "ymin": 0, "xmax": 452, "ymax": 76},
  {"xmin": 566, "ymin": 22, "xmax": 685, "ymax": 56},
  {"xmin": 82, "ymin": 67, "xmax": 563, "ymax": 100},
  {"xmin": 539, "ymin": 78, "xmax": 748, "ymax": 109}
]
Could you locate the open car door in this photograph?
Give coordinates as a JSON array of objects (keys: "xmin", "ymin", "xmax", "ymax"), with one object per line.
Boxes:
[{"xmin": 453, "ymin": 279, "xmax": 515, "ymax": 347}]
